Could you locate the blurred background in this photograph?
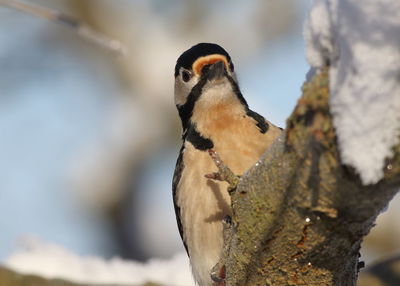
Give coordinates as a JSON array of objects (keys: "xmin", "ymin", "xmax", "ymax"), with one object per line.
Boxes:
[{"xmin": 0, "ymin": 0, "xmax": 398, "ymax": 266}]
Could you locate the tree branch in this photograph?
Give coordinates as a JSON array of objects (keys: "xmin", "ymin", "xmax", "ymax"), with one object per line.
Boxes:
[
  {"xmin": 221, "ymin": 68, "xmax": 400, "ymax": 285},
  {"xmin": 0, "ymin": 0, "xmax": 126, "ymax": 56}
]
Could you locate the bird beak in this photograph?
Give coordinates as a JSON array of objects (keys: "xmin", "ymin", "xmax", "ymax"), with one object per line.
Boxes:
[
  {"xmin": 192, "ymin": 54, "xmax": 229, "ymax": 78},
  {"xmin": 205, "ymin": 61, "xmax": 226, "ymax": 81}
]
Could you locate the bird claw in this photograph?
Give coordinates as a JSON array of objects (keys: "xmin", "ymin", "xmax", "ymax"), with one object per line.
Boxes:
[
  {"xmin": 206, "ymin": 149, "xmax": 240, "ymax": 191},
  {"xmin": 204, "ymin": 172, "xmax": 223, "ymax": 181},
  {"xmin": 223, "ymin": 215, "xmax": 232, "ymax": 226},
  {"xmin": 208, "ymin": 149, "xmax": 222, "ymax": 166},
  {"xmin": 211, "ymin": 265, "xmax": 226, "ymax": 286}
]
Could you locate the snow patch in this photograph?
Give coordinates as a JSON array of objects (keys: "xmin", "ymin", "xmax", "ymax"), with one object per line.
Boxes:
[
  {"xmin": 303, "ymin": 0, "xmax": 335, "ymax": 69},
  {"xmin": 4, "ymin": 237, "xmax": 195, "ymax": 286},
  {"xmin": 304, "ymin": 0, "xmax": 400, "ymax": 184}
]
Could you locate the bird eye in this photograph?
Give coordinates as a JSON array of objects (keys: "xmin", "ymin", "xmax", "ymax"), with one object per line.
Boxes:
[{"xmin": 181, "ymin": 70, "xmax": 191, "ymax": 82}]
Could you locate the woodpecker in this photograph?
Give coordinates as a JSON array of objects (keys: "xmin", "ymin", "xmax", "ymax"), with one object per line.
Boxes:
[{"xmin": 172, "ymin": 43, "xmax": 282, "ymax": 286}]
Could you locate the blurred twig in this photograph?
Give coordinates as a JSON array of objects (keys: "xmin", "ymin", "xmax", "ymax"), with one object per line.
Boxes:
[
  {"xmin": 358, "ymin": 255, "xmax": 400, "ymax": 286},
  {"xmin": 0, "ymin": 0, "xmax": 127, "ymax": 56}
]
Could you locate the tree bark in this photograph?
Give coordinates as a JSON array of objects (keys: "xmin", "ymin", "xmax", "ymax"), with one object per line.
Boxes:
[{"xmin": 221, "ymin": 68, "xmax": 400, "ymax": 285}]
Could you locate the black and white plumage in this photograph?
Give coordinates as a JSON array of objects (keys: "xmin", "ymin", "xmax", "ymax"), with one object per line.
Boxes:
[{"xmin": 172, "ymin": 43, "xmax": 282, "ymax": 286}]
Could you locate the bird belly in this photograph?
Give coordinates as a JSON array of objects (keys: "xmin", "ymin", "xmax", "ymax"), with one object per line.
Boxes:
[{"xmin": 177, "ymin": 142, "xmax": 231, "ymax": 286}]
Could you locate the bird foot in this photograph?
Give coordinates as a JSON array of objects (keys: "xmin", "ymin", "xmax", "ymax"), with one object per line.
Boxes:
[
  {"xmin": 204, "ymin": 172, "xmax": 223, "ymax": 181},
  {"xmin": 205, "ymin": 149, "xmax": 240, "ymax": 192},
  {"xmin": 211, "ymin": 264, "xmax": 226, "ymax": 286}
]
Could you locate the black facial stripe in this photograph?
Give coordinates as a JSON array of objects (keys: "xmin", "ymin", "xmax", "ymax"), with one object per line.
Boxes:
[
  {"xmin": 177, "ymin": 76, "xmax": 208, "ymax": 130},
  {"xmin": 178, "ymin": 69, "xmax": 267, "ymax": 135},
  {"xmin": 178, "ymin": 73, "xmax": 249, "ymax": 130},
  {"xmin": 185, "ymin": 122, "xmax": 214, "ymax": 151},
  {"xmin": 226, "ymin": 75, "xmax": 248, "ymax": 107},
  {"xmin": 226, "ymin": 75, "xmax": 269, "ymax": 134}
]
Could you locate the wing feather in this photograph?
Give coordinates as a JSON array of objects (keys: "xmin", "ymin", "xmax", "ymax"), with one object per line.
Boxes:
[{"xmin": 172, "ymin": 145, "xmax": 189, "ymax": 255}]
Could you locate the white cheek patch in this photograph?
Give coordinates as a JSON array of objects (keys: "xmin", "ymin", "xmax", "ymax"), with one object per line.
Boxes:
[
  {"xmin": 174, "ymin": 77, "xmax": 199, "ymax": 106},
  {"xmin": 174, "ymin": 79, "xmax": 187, "ymax": 106}
]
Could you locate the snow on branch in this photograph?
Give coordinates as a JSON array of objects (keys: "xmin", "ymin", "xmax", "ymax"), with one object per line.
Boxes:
[
  {"xmin": 4, "ymin": 237, "xmax": 194, "ymax": 286},
  {"xmin": 304, "ymin": 0, "xmax": 400, "ymax": 184}
]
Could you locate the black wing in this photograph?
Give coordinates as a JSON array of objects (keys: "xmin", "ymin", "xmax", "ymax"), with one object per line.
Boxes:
[
  {"xmin": 172, "ymin": 144, "xmax": 189, "ymax": 255},
  {"xmin": 246, "ymin": 108, "xmax": 269, "ymax": 134}
]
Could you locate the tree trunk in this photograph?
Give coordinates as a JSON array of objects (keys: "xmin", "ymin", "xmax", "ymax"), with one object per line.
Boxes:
[{"xmin": 221, "ymin": 68, "xmax": 400, "ymax": 286}]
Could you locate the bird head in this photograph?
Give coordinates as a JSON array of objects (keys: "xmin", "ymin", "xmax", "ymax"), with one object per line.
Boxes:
[{"xmin": 174, "ymin": 43, "xmax": 246, "ymax": 130}]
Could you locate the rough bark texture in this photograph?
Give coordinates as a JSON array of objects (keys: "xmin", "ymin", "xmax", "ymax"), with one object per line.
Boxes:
[{"xmin": 222, "ymin": 68, "xmax": 400, "ymax": 286}]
